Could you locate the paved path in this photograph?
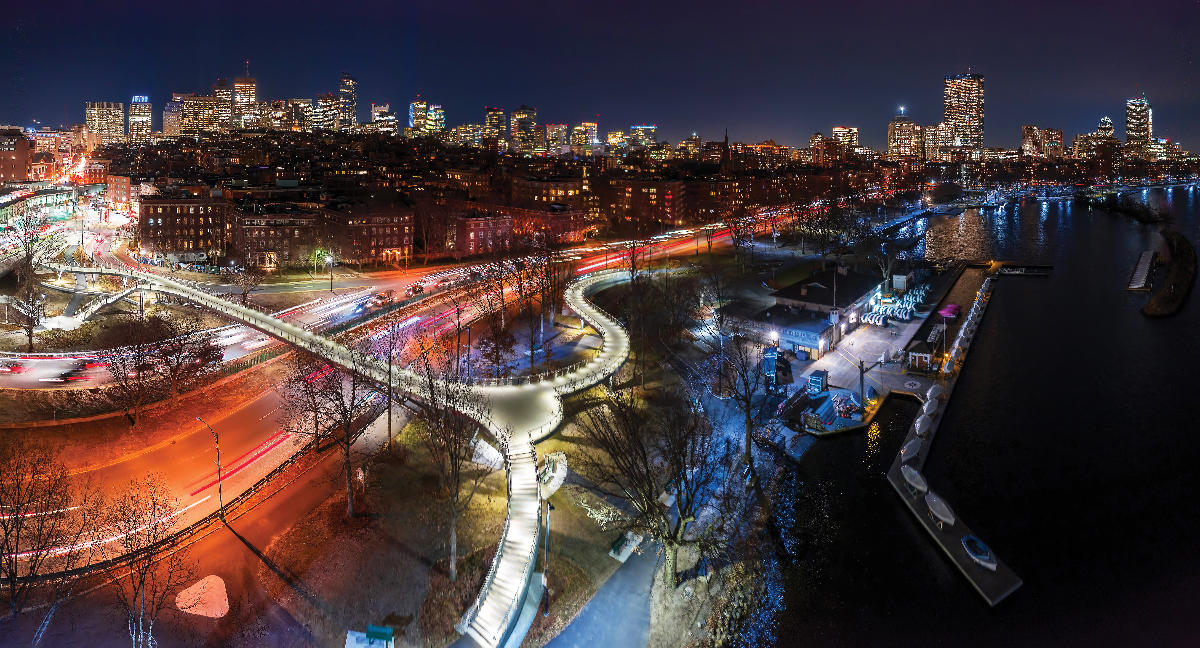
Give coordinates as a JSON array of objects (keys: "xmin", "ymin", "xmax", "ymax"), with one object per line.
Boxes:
[{"xmin": 547, "ymin": 546, "xmax": 657, "ymax": 648}]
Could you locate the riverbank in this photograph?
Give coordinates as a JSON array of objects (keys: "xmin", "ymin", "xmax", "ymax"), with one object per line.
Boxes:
[{"xmin": 1143, "ymin": 230, "xmax": 1197, "ymax": 317}]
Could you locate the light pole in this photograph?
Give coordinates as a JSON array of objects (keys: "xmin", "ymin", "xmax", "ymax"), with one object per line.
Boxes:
[
  {"xmin": 196, "ymin": 416, "xmax": 226, "ymax": 524},
  {"xmin": 326, "ymin": 255, "xmax": 334, "ymax": 293}
]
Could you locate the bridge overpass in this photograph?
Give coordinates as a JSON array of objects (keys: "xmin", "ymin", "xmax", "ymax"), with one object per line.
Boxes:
[{"xmin": 44, "ymin": 261, "xmax": 631, "ymax": 648}]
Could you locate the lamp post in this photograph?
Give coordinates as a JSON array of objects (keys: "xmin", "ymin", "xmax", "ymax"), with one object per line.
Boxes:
[
  {"xmin": 196, "ymin": 416, "xmax": 226, "ymax": 523},
  {"xmin": 326, "ymin": 255, "xmax": 334, "ymax": 293}
]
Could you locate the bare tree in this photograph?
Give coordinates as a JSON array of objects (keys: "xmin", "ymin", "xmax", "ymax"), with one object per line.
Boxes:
[
  {"xmin": 13, "ymin": 265, "xmax": 44, "ymax": 353},
  {"xmin": 152, "ymin": 313, "xmax": 222, "ymax": 396},
  {"xmin": 470, "ymin": 261, "xmax": 515, "ymax": 377},
  {"xmin": 720, "ymin": 329, "xmax": 769, "ymax": 467},
  {"xmin": 314, "ymin": 345, "xmax": 377, "ymax": 518},
  {"xmin": 575, "ymin": 392, "xmax": 741, "ymax": 585},
  {"xmin": 277, "ymin": 352, "xmax": 332, "ymax": 450},
  {"xmin": 230, "ymin": 267, "xmax": 266, "ymax": 306},
  {"xmin": 104, "ymin": 475, "xmax": 196, "ymax": 648},
  {"xmin": 103, "ymin": 316, "xmax": 172, "ymax": 425},
  {"xmin": 411, "ymin": 348, "xmax": 495, "ymax": 582}
]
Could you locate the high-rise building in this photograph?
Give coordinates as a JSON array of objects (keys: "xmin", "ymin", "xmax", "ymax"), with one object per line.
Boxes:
[
  {"xmin": 923, "ymin": 122, "xmax": 955, "ymax": 162},
  {"xmin": 338, "ymin": 73, "xmax": 358, "ymax": 131},
  {"xmin": 409, "ymin": 99, "xmax": 428, "ymax": 133},
  {"xmin": 1020, "ymin": 125, "xmax": 1064, "ymax": 160},
  {"xmin": 427, "ymin": 105, "xmax": 445, "ymax": 134},
  {"xmin": 128, "ymin": 96, "xmax": 152, "ymax": 144},
  {"xmin": 831, "ymin": 126, "xmax": 860, "ymax": 148},
  {"xmin": 545, "ymin": 124, "xmax": 568, "ymax": 152},
  {"xmin": 606, "ymin": 130, "xmax": 626, "ymax": 147},
  {"xmin": 85, "ymin": 101, "xmax": 125, "ymax": 145},
  {"xmin": 371, "ymin": 103, "xmax": 397, "ymax": 136},
  {"xmin": 510, "ymin": 105, "xmax": 538, "ymax": 153},
  {"xmin": 1125, "ymin": 94, "xmax": 1152, "ymax": 157},
  {"xmin": 887, "ymin": 116, "xmax": 922, "ymax": 159},
  {"xmin": 1097, "ymin": 115, "xmax": 1115, "ymax": 138},
  {"xmin": 629, "ymin": 124, "xmax": 657, "ymax": 147},
  {"xmin": 580, "ymin": 121, "xmax": 598, "ymax": 145},
  {"xmin": 233, "ymin": 77, "xmax": 258, "ymax": 129},
  {"xmin": 314, "ymin": 93, "xmax": 340, "ymax": 130},
  {"xmin": 943, "ymin": 73, "xmax": 985, "ymax": 149},
  {"xmin": 570, "ymin": 125, "xmax": 589, "ymax": 146},
  {"xmin": 180, "ymin": 94, "xmax": 224, "ymax": 137},
  {"xmin": 0, "ymin": 128, "xmax": 33, "ymax": 182},
  {"xmin": 288, "ymin": 98, "xmax": 314, "ymax": 132},
  {"xmin": 163, "ymin": 95, "xmax": 184, "ymax": 137},
  {"xmin": 212, "ymin": 79, "xmax": 233, "ymax": 129}
]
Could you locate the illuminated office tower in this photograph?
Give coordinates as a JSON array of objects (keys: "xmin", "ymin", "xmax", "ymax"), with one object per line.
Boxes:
[
  {"xmin": 923, "ymin": 122, "xmax": 955, "ymax": 162},
  {"xmin": 606, "ymin": 130, "xmax": 627, "ymax": 147},
  {"xmin": 943, "ymin": 73, "xmax": 985, "ymax": 148},
  {"xmin": 127, "ymin": 96, "xmax": 152, "ymax": 144},
  {"xmin": 1021, "ymin": 125, "xmax": 1064, "ymax": 159},
  {"xmin": 288, "ymin": 98, "xmax": 313, "ymax": 131},
  {"xmin": 372, "ymin": 103, "xmax": 397, "ymax": 136},
  {"xmin": 180, "ymin": 94, "xmax": 224, "ymax": 137},
  {"xmin": 426, "ymin": 105, "xmax": 445, "ymax": 134},
  {"xmin": 545, "ymin": 124, "xmax": 568, "ymax": 152},
  {"xmin": 887, "ymin": 115, "xmax": 922, "ymax": 158},
  {"xmin": 1097, "ymin": 115, "xmax": 1115, "ymax": 137},
  {"xmin": 314, "ymin": 93, "xmax": 340, "ymax": 130},
  {"xmin": 212, "ymin": 79, "xmax": 233, "ymax": 129},
  {"xmin": 570, "ymin": 125, "xmax": 589, "ymax": 146},
  {"xmin": 1125, "ymin": 94, "xmax": 1152, "ymax": 157},
  {"xmin": 510, "ymin": 105, "xmax": 538, "ymax": 153},
  {"xmin": 162, "ymin": 96, "xmax": 183, "ymax": 137},
  {"xmin": 85, "ymin": 101, "xmax": 125, "ymax": 145},
  {"xmin": 580, "ymin": 121, "xmax": 598, "ymax": 144},
  {"xmin": 409, "ymin": 99, "xmax": 428, "ymax": 133},
  {"xmin": 232, "ymin": 77, "xmax": 257, "ymax": 128},
  {"xmin": 339, "ymin": 73, "xmax": 358, "ymax": 131},
  {"xmin": 629, "ymin": 124, "xmax": 657, "ymax": 146},
  {"xmin": 484, "ymin": 106, "xmax": 506, "ymax": 134},
  {"xmin": 832, "ymin": 126, "xmax": 859, "ymax": 148}
]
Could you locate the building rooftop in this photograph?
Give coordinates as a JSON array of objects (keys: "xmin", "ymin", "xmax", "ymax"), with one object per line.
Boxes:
[{"xmin": 771, "ymin": 267, "xmax": 881, "ymax": 310}]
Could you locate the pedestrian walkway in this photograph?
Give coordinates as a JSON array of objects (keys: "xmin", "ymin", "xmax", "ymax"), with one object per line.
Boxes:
[{"xmin": 546, "ymin": 545, "xmax": 656, "ymax": 648}]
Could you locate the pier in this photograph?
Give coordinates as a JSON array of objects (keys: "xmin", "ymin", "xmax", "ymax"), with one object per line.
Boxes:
[
  {"xmin": 1127, "ymin": 250, "xmax": 1155, "ymax": 291},
  {"xmin": 883, "ymin": 273, "xmax": 1024, "ymax": 607}
]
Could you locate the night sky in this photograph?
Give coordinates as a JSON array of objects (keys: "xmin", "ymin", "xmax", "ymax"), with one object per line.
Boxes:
[{"xmin": 3, "ymin": 0, "xmax": 1197, "ymax": 149}]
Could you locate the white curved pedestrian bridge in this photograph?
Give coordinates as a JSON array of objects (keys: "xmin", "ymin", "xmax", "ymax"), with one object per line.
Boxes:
[{"xmin": 44, "ymin": 262, "xmax": 631, "ymax": 648}]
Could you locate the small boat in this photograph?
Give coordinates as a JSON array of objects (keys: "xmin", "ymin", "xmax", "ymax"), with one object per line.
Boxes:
[
  {"xmin": 961, "ymin": 534, "xmax": 998, "ymax": 571},
  {"xmin": 900, "ymin": 465, "xmax": 928, "ymax": 493},
  {"xmin": 900, "ymin": 438, "xmax": 922, "ymax": 463},
  {"xmin": 925, "ymin": 491, "xmax": 956, "ymax": 528}
]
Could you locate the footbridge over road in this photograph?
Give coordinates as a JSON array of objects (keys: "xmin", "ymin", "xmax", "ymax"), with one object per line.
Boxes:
[{"xmin": 43, "ymin": 261, "xmax": 633, "ymax": 648}]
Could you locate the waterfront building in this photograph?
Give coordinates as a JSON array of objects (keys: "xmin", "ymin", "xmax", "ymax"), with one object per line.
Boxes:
[
  {"xmin": 339, "ymin": 73, "xmax": 358, "ymax": 132},
  {"xmin": 85, "ymin": 101, "xmax": 125, "ymax": 145},
  {"xmin": 887, "ymin": 116, "xmax": 922, "ymax": 159},
  {"xmin": 233, "ymin": 77, "xmax": 257, "ymax": 128},
  {"xmin": 128, "ymin": 96, "xmax": 152, "ymax": 144},
  {"xmin": 943, "ymin": 73, "xmax": 984, "ymax": 149},
  {"xmin": 1125, "ymin": 94, "xmax": 1152, "ymax": 159},
  {"xmin": 832, "ymin": 126, "xmax": 859, "ymax": 148}
]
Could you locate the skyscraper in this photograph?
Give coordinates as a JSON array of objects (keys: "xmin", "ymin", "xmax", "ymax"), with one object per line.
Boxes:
[
  {"xmin": 371, "ymin": 104, "xmax": 398, "ymax": 136},
  {"xmin": 1125, "ymin": 94, "xmax": 1152, "ymax": 157},
  {"xmin": 288, "ymin": 98, "xmax": 314, "ymax": 132},
  {"xmin": 233, "ymin": 77, "xmax": 258, "ymax": 128},
  {"xmin": 484, "ymin": 106, "xmax": 506, "ymax": 133},
  {"xmin": 831, "ymin": 126, "xmax": 860, "ymax": 148},
  {"xmin": 338, "ymin": 73, "xmax": 358, "ymax": 132},
  {"xmin": 887, "ymin": 116, "xmax": 922, "ymax": 159},
  {"xmin": 162, "ymin": 96, "xmax": 183, "ymax": 137},
  {"xmin": 629, "ymin": 124, "xmax": 657, "ymax": 147},
  {"xmin": 545, "ymin": 124, "xmax": 568, "ymax": 152},
  {"xmin": 180, "ymin": 94, "xmax": 224, "ymax": 137},
  {"xmin": 510, "ymin": 105, "xmax": 538, "ymax": 153},
  {"xmin": 409, "ymin": 99, "xmax": 428, "ymax": 132},
  {"xmin": 85, "ymin": 101, "xmax": 125, "ymax": 145},
  {"xmin": 212, "ymin": 79, "xmax": 233, "ymax": 130},
  {"xmin": 314, "ymin": 93, "xmax": 340, "ymax": 131},
  {"xmin": 426, "ymin": 105, "xmax": 445, "ymax": 134},
  {"xmin": 943, "ymin": 73, "xmax": 985, "ymax": 149},
  {"xmin": 580, "ymin": 121, "xmax": 598, "ymax": 144},
  {"xmin": 128, "ymin": 96, "xmax": 152, "ymax": 144}
]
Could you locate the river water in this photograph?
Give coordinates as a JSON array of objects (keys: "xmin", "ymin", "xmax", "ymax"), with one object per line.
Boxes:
[{"xmin": 776, "ymin": 185, "xmax": 1200, "ymax": 646}]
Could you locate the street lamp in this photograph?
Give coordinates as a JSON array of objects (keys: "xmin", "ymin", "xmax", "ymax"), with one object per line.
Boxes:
[
  {"xmin": 326, "ymin": 255, "xmax": 334, "ymax": 293},
  {"xmin": 196, "ymin": 416, "xmax": 226, "ymax": 524}
]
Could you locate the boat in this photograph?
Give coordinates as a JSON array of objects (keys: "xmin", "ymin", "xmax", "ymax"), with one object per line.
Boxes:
[
  {"xmin": 900, "ymin": 438, "xmax": 922, "ymax": 463},
  {"xmin": 925, "ymin": 491, "xmax": 956, "ymax": 528},
  {"xmin": 900, "ymin": 465, "xmax": 928, "ymax": 493},
  {"xmin": 961, "ymin": 534, "xmax": 998, "ymax": 571}
]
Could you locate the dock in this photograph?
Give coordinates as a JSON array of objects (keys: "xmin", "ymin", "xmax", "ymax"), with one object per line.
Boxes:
[
  {"xmin": 884, "ymin": 274, "xmax": 1024, "ymax": 607},
  {"xmin": 1127, "ymin": 250, "xmax": 1155, "ymax": 291}
]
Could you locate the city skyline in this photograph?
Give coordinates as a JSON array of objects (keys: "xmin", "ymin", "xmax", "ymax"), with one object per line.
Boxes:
[{"xmin": 3, "ymin": 0, "xmax": 1196, "ymax": 149}]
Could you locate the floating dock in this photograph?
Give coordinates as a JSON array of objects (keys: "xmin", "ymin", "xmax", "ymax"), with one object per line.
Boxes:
[
  {"xmin": 1127, "ymin": 251, "xmax": 1155, "ymax": 291},
  {"xmin": 885, "ymin": 274, "xmax": 1023, "ymax": 607}
]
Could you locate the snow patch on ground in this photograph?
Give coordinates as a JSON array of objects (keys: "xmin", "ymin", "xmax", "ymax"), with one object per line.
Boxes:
[{"xmin": 176, "ymin": 574, "xmax": 229, "ymax": 618}]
